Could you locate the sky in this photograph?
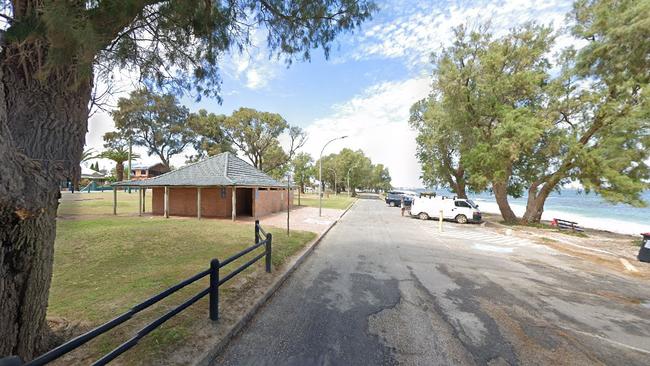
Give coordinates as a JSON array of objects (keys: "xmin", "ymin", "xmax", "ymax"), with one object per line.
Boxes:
[{"xmin": 85, "ymin": 0, "xmax": 575, "ymax": 188}]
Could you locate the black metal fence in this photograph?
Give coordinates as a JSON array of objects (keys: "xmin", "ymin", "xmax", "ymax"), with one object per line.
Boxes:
[{"xmin": 2, "ymin": 221, "xmax": 272, "ymax": 366}]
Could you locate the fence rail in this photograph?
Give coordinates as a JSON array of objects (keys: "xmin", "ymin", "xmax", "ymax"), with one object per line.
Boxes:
[{"xmin": 2, "ymin": 221, "xmax": 272, "ymax": 366}]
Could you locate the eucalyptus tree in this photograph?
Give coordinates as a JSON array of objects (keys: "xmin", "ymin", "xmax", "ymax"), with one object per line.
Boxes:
[
  {"xmin": 370, "ymin": 164, "xmax": 392, "ymax": 193},
  {"xmin": 187, "ymin": 109, "xmax": 233, "ymax": 162},
  {"xmin": 111, "ymin": 89, "xmax": 195, "ymax": 169},
  {"xmin": 0, "ymin": 0, "xmax": 376, "ymax": 358},
  {"xmin": 291, "ymin": 152, "xmax": 314, "ymax": 193},
  {"xmin": 221, "ymin": 107, "xmax": 307, "ymax": 175}
]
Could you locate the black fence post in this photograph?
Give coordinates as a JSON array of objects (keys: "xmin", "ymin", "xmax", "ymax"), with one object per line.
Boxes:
[
  {"xmin": 265, "ymin": 233, "xmax": 272, "ymax": 273},
  {"xmin": 255, "ymin": 219, "xmax": 260, "ymax": 244},
  {"xmin": 209, "ymin": 259, "xmax": 220, "ymax": 321}
]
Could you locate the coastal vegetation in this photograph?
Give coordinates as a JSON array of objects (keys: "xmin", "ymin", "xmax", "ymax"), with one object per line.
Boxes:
[{"xmin": 411, "ymin": 0, "xmax": 650, "ymax": 223}]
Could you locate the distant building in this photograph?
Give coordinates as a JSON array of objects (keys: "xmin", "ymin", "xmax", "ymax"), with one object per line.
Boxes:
[
  {"xmin": 130, "ymin": 163, "xmax": 169, "ymax": 180},
  {"xmin": 113, "ymin": 152, "xmax": 292, "ymax": 220}
]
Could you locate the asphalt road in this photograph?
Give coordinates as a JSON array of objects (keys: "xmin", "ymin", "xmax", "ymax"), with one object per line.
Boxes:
[{"xmin": 213, "ymin": 196, "xmax": 650, "ymax": 365}]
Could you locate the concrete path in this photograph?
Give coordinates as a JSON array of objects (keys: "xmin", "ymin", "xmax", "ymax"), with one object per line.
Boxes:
[
  {"xmin": 237, "ymin": 206, "xmax": 344, "ymax": 235},
  {"xmin": 213, "ymin": 197, "xmax": 650, "ymax": 365}
]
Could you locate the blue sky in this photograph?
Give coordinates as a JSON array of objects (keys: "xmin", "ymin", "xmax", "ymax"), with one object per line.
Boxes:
[{"xmin": 86, "ymin": 0, "xmax": 575, "ymax": 187}]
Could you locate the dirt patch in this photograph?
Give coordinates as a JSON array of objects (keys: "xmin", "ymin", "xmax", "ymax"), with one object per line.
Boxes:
[{"xmin": 482, "ymin": 214, "xmax": 650, "ymax": 277}]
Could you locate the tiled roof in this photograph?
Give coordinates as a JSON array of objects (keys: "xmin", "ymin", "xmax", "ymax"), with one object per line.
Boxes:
[{"xmin": 113, "ymin": 152, "xmax": 284, "ymax": 187}]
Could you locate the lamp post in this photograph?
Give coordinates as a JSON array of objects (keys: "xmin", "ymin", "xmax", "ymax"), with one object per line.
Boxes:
[{"xmin": 319, "ymin": 135, "xmax": 347, "ymax": 216}]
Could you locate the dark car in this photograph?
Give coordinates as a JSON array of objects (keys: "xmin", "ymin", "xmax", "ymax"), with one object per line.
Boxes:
[{"xmin": 385, "ymin": 191, "xmax": 414, "ymax": 207}]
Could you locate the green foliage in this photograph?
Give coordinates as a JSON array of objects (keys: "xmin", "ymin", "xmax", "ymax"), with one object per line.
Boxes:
[
  {"xmin": 415, "ymin": 11, "xmax": 649, "ymax": 223},
  {"xmin": 460, "ymin": 23, "xmax": 555, "ymax": 196},
  {"xmin": 571, "ymin": 0, "xmax": 650, "ymax": 88},
  {"xmin": 217, "ymin": 107, "xmax": 306, "ymax": 178},
  {"xmin": 97, "ymin": 132, "xmax": 140, "ymax": 181},
  {"xmin": 568, "ymin": 0, "xmax": 650, "ymax": 206},
  {"xmin": 291, "ymin": 152, "xmax": 314, "ymax": 191},
  {"xmin": 186, "ymin": 109, "xmax": 233, "ymax": 162},
  {"xmin": 111, "ymin": 89, "xmax": 195, "ymax": 169},
  {"xmin": 316, "ymin": 148, "xmax": 390, "ymax": 193},
  {"xmin": 4, "ymin": 0, "xmax": 376, "ymax": 98}
]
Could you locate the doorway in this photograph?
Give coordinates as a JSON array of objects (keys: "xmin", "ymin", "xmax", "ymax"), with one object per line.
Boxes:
[{"xmin": 236, "ymin": 188, "xmax": 253, "ymax": 216}]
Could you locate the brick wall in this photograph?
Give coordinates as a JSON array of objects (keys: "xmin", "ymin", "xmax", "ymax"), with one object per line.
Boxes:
[
  {"xmin": 151, "ymin": 187, "xmax": 233, "ymax": 217},
  {"xmin": 254, "ymin": 188, "xmax": 292, "ymax": 217},
  {"xmin": 150, "ymin": 186, "xmax": 290, "ymax": 218}
]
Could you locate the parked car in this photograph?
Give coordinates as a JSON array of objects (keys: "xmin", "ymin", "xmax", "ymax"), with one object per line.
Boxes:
[
  {"xmin": 410, "ymin": 196, "xmax": 482, "ymax": 224},
  {"xmin": 385, "ymin": 190, "xmax": 417, "ymax": 207}
]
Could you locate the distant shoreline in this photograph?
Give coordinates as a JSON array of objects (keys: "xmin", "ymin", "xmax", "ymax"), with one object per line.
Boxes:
[
  {"xmin": 474, "ymin": 199, "xmax": 648, "ymax": 236},
  {"xmin": 401, "ymin": 188, "xmax": 650, "ymax": 236}
]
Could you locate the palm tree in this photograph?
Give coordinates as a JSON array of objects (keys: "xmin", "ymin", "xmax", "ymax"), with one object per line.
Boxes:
[
  {"xmin": 98, "ymin": 147, "xmax": 140, "ymax": 181},
  {"xmin": 80, "ymin": 148, "xmax": 96, "ymax": 164}
]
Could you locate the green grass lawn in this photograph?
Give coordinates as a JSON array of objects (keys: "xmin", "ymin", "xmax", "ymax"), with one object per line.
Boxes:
[
  {"xmin": 51, "ymin": 191, "xmax": 316, "ymax": 364},
  {"xmin": 293, "ymin": 193, "xmax": 356, "ymax": 210}
]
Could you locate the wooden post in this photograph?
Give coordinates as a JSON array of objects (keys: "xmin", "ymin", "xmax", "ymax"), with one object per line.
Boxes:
[
  {"xmin": 113, "ymin": 186, "xmax": 117, "ymax": 215},
  {"xmin": 142, "ymin": 188, "xmax": 146, "ymax": 212},
  {"xmin": 197, "ymin": 187, "xmax": 202, "ymax": 220},
  {"xmin": 164, "ymin": 186, "xmax": 169, "ymax": 218},
  {"xmin": 138, "ymin": 187, "xmax": 142, "ymax": 216},
  {"xmin": 231, "ymin": 186, "xmax": 236, "ymax": 221},
  {"xmin": 252, "ymin": 188, "xmax": 256, "ymax": 219}
]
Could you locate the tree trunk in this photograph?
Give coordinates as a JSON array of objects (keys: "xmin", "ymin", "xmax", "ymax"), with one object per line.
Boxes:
[
  {"xmin": 452, "ymin": 172, "xmax": 468, "ymax": 199},
  {"xmin": 493, "ymin": 181, "xmax": 518, "ymax": 223},
  {"xmin": 116, "ymin": 162, "xmax": 125, "ymax": 182},
  {"xmin": 522, "ymin": 179, "xmax": 559, "ymax": 224},
  {"xmin": 0, "ymin": 50, "xmax": 92, "ymax": 360}
]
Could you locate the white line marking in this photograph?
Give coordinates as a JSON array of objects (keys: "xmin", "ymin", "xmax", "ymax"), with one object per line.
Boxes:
[{"xmin": 620, "ymin": 258, "xmax": 639, "ymax": 272}]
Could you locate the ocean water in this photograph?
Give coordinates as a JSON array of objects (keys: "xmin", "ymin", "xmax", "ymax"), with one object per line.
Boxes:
[{"xmin": 411, "ymin": 188, "xmax": 650, "ymax": 236}]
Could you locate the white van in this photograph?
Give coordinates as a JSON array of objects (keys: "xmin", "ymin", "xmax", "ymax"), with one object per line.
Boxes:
[{"xmin": 410, "ymin": 196, "xmax": 482, "ymax": 224}]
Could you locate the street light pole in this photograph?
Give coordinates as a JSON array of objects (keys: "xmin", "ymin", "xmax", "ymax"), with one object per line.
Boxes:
[{"xmin": 319, "ymin": 135, "xmax": 347, "ymax": 216}]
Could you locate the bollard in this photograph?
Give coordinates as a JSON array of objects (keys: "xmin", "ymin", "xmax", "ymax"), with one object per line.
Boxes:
[
  {"xmin": 439, "ymin": 210, "xmax": 443, "ymax": 232},
  {"xmin": 209, "ymin": 259, "xmax": 220, "ymax": 320},
  {"xmin": 265, "ymin": 233, "xmax": 272, "ymax": 273}
]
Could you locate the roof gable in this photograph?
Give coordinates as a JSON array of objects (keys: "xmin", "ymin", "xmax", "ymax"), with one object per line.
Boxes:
[{"xmin": 114, "ymin": 152, "xmax": 283, "ymax": 187}]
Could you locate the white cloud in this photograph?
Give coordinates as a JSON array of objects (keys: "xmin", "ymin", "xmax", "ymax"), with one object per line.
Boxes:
[
  {"xmin": 348, "ymin": 0, "xmax": 574, "ymax": 68},
  {"xmin": 303, "ymin": 77, "xmax": 430, "ymax": 188},
  {"xmin": 226, "ymin": 30, "xmax": 281, "ymax": 90}
]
